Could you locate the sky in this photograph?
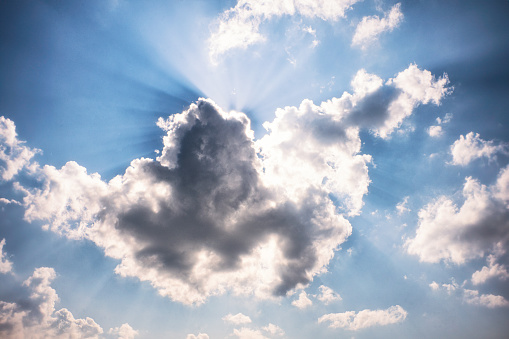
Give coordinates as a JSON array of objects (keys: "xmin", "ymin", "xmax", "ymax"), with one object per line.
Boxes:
[{"xmin": 1, "ymin": 0, "xmax": 509, "ymax": 338}]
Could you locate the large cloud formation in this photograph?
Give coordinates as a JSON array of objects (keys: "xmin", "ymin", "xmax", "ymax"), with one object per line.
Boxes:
[{"xmin": 2, "ymin": 64, "xmax": 451, "ymax": 305}]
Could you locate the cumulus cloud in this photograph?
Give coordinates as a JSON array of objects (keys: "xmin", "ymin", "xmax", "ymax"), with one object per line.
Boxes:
[
  {"xmin": 209, "ymin": 0, "xmax": 360, "ymax": 63},
  {"xmin": 0, "ymin": 116, "xmax": 40, "ymax": 181},
  {"xmin": 318, "ymin": 305, "xmax": 407, "ymax": 330},
  {"xmin": 405, "ymin": 165, "xmax": 509, "ymax": 264},
  {"xmin": 352, "ymin": 3, "xmax": 403, "ymax": 49},
  {"xmin": 450, "ymin": 132, "xmax": 508, "ymax": 166},
  {"xmin": 261, "ymin": 323, "xmax": 284, "ymax": 336},
  {"xmin": 186, "ymin": 334, "xmax": 209, "ymax": 339},
  {"xmin": 430, "ymin": 279, "xmax": 509, "ymax": 308},
  {"xmin": 471, "ymin": 254, "xmax": 509, "ymax": 285},
  {"xmin": 109, "ymin": 323, "xmax": 139, "ymax": 339},
  {"xmin": 291, "ymin": 291, "xmax": 312, "ymax": 309},
  {"xmin": 223, "ymin": 313, "xmax": 252, "ymax": 325},
  {"xmin": 0, "ymin": 267, "xmax": 137, "ymax": 339},
  {"xmin": 232, "ymin": 327, "xmax": 269, "ymax": 339},
  {"xmin": 0, "ymin": 239, "xmax": 13, "ymax": 274},
  {"xmin": 463, "ymin": 289, "xmax": 509, "ymax": 308},
  {"xmin": 2, "ymin": 64, "xmax": 451, "ymax": 306},
  {"xmin": 428, "ymin": 112, "xmax": 452, "ymax": 137},
  {"xmin": 316, "ymin": 285, "xmax": 341, "ymax": 304}
]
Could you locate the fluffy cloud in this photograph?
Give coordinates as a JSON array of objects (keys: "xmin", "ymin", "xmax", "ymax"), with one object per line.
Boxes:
[
  {"xmin": 186, "ymin": 334, "xmax": 209, "ymax": 339},
  {"xmin": 0, "ymin": 267, "xmax": 139, "ymax": 339},
  {"xmin": 316, "ymin": 285, "xmax": 341, "ymax": 304},
  {"xmin": 427, "ymin": 113, "xmax": 452, "ymax": 137},
  {"xmin": 109, "ymin": 323, "xmax": 139, "ymax": 339},
  {"xmin": 318, "ymin": 305, "xmax": 407, "ymax": 330},
  {"xmin": 352, "ymin": 3, "xmax": 403, "ymax": 49},
  {"xmin": 261, "ymin": 323, "xmax": 284, "ymax": 336},
  {"xmin": 291, "ymin": 291, "xmax": 312, "ymax": 309},
  {"xmin": 463, "ymin": 289, "xmax": 509, "ymax": 308},
  {"xmin": 450, "ymin": 132, "xmax": 508, "ymax": 166},
  {"xmin": 232, "ymin": 327, "xmax": 269, "ymax": 339},
  {"xmin": 0, "ymin": 116, "xmax": 39, "ymax": 181},
  {"xmin": 223, "ymin": 313, "xmax": 252, "ymax": 325},
  {"xmin": 406, "ymin": 165, "xmax": 509, "ymax": 264},
  {"xmin": 471, "ymin": 254, "xmax": 509, "ymax": 285},
  {"xmin": 3, "ymin": 64, "xmax": 450, "ymax": 305},
  {"xmin": 209, "ymin": 0, "xmax": 360, "ymax": 63},
  {"xmin": 0, "ymin": 239, "xmax": 13, "ymax": 274},
  {"xmin": 430, "ymin": 279, "xmax": 509, "ymax": 308}
]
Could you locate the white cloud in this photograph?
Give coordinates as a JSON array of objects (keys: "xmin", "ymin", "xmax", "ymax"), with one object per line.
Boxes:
[
  {"xmin": 0, "ymin": 267, "xmax": 137, "ymax": 339},
  {"xmin": 186, "ymin": 334, "xmax": 209, "ymax": 339},
  {"xmin": 316, "ymin": 285, "xmax": 341, "ymax": 304},
  {"xmin": 223, "ymin": 313, "xmax": 252, "ymax": 325},
  {"xmin": 3, "ymin": 65, "xmax": 451, "ymax": 306},
  {"xmin": 291, "ymin": 291, "xmax": 313, "ymax": 309},
  {"xmin": 261, "ymin": 323, "xmax": 285, "ymax": 336},
  {"xmin": 429, "ymin": 281, "xmax": 439, "ymax": 291},
  {"xmin": 427, "ymin": 125, "xmax": 443, "ymax": 137},
  {"xmin": 471, "ymin": 255, "xmax": 509, "ymax": 285},
  {"xmin": 450, "ymin": 132, "xmax": 508, "ymax": 166},
  {"xmin": 318, "ymin": 305, "xmax": 407, "ymax": 330},
  {"xmin": 233, "ymin": 327, "xmax": 269, "ymax": 339},
  {"xmin": 405, "ymin": 165, "xmax": 509, "ymax": 264},
  {"xmin": 0, "ymin": 239, "xmax": 13, "ymax": 274},
  {"xmin": 463, "ymin": 289, "xmax": 509, "ymax": 308},
  {"xmin": 352, "ymin": 3, "xmax": 403, "ymax": 49},
  {"xmin": 109, "ymin": 323, "xmax": 139, "ymax": 339},
  {"xmin": 396, "ymin": 196, "xmax": 410, "ymax": 215},
  {"xmin": 209, "ymin": 0, "xmax": 360, "ymax": 63},
  {"xmin": 428, "ymin": 278, "xmax": 509, "ymax": 308},
  {"xmin": 0, "ymin": 116, "xmax": 40, "ymax": 181}
]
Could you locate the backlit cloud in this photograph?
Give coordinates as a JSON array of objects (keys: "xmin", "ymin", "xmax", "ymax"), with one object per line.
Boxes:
[{"xmin": 0, "ymin": 238, "xmax": 12, "ymax": 274}]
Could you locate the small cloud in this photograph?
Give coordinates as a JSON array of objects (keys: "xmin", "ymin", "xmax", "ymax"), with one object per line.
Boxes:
[
  {"xmin": 429, "ymin": 281, "xmax": 440, "ymax": 291},
  {"xmin": 396, "ymin": 196, "xmax": 410, "ymax": 215},
  {"xmin": 292, "ymin": 291, "xmax": 313, "ymax": 309},
  {"xmin": 223, "ymin": 313, "xmax": 252, "ymax": 325},
  {"xmin": 0, "ymin": 238, "xmax": 13, "ymax": 274},
  {"xmin": 427, "ymin": 125, "xmax": 443, "ymax": 137},
  {"xmin": 352, "ymin": 3, "xmax": 403, "ymax": 49},
  {"xmin": 186, "ymin": 334, "xmax": 209, "ymax": 339},
  {"xmin": 262, "ymin": 323, "xmax": 285, "ymax": 336},
  {"xmin": 318, "ymin": 305, "xmax": 407, "ymax": 330},
  {"xmin": 109, "ymin": 323, "xmax": 139, "ymax": 339},
  {"xmin": 471, "ymin": 254, "xmax": 509, "ymax": 285},
  {"xmin": 463, "ymin": 289, "xmax": 509, "ymax": 308},
  {"xmin": 232, "ymin": 327, "xmax": 269, "ymax": 339},
  {"xmin": 317, "ymin": 285, "xmax": 342, "ymax": 305}
]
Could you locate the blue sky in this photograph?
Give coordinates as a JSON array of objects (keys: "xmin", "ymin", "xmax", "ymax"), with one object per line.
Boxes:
[{"xmin": 1, "ymin": 1, "xmax": 509, "ymax": 338}]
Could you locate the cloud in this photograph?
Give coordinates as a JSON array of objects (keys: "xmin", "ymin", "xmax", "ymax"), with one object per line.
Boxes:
[
  {"xmin": 430, "ymin": 279, "xmax": 509, "ymax": 308},
  {"xmin": 471, "ymin": 254, "xmax": 509, "ymax": 285},
  {"xmin": 223, "ymin": 313, "xmax": 252, "ymax": 325},
  {"xmin": 396, "ymin": 196, "xmax": 410, "ymax": 215},
  {"xmin": 352, "ymin": 3, "xmax": 403, "ymax": 49},
  {"xmin": 318, "ymin": 305, "xmax": 407, "ymax": 330},
  {"xmin": 463, "ymin": 289, "xmax": 509, "ymax": 308},
  {"xmin": 291, "ymin": 291, "xmax": 312, "ymax": 309},
  {"xmin": 450, "ymin": 132, "xmax": 508, "ymax": 166},
  {"xmin": 186, "ymin": 334, "xmax": 209, "ymax": 339},
  {"xmin": 3, "ymin": 64, "xmax": 451, "ymax": 306},
  {"xmin": 316, "ymin": 285, "xmax": 341, "ymax": 304},
  {"xmin": 0, "ymin": 116, "xmax": 40, "ymax": 181},
  {"xmin": 209, "ymin": 0, "xmax": 360, "ymax": 63},
  {"xmin": 405, "ymin": 165, "xmax": 509, "ymax": 264},
  {"xmin": 261, "ymin": 323, "xmax": 284, "ymax": 336},
  {"xmin": 428, "ymin": 112, "xmax": 452, "ymax": 137},
  {"xmin": 109, "ymin": 323, "xmax": 139, "ymax": 339},
  {"xmin": 0, "ymin": 239, "xmax": 13, "ymax": 274},
  {"xmin": 232, "ymin": 327, "xmax": 270, "ymax": 339}
]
